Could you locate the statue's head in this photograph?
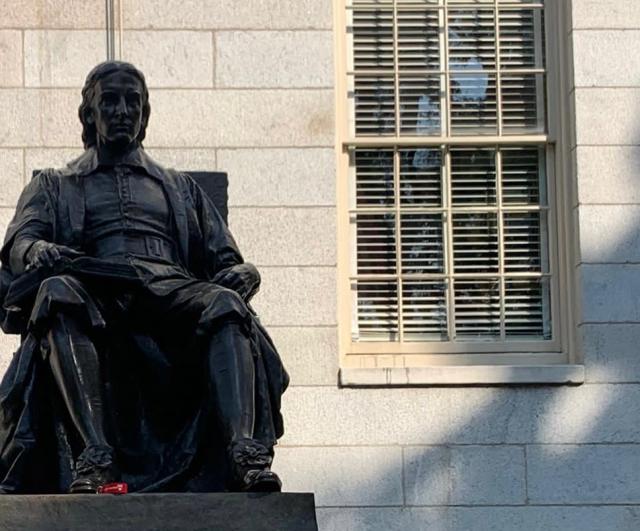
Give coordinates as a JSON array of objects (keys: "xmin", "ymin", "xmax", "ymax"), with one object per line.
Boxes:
[{"xmin": 79, "ymin": 61, "xmax": 151, "ymax": 149}]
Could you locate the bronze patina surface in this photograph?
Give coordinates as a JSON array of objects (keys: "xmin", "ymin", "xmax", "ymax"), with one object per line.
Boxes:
[{"xmin": 0, "ymin": 61, "xmax": 288, "ymax": 494}]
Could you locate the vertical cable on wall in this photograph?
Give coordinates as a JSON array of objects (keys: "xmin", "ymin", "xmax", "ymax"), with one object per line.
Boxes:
[
  {"xmin": 106, "ymin": 0, "xmax": 124, "ymax": 60},
  {"xmin": 105, "ymin": 0, "xmax": 115, "ymax": 60},
  {"xmin": 118, "ymin": 0, "xmax": 124, "ymax": 59}
]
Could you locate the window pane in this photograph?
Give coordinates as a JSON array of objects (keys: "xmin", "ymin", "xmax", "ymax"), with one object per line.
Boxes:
[
  {"xmin": 448, "ymin": 8, "xmax": 496, "ymax": 70},
  {"xmin": 400, "ymin": 75, "xmax": 442, "ymax": 136},
  {"xmin": 355, "ymin": 149, "xmax": 395, "ymax": 207},
  {"xmin": 399, "ymin": 147, "xmax": 442, "ymax": 206},
  {"xmin": 501, "ymin": 147, "xmax": 545, "ymax": 205},
  {"xmin": 353, "ymin": 75, "xmax": 396, "ymax": 135},
  {"xmin": 354, "ymin": 281, "xmax": 399, "ymax": 341},
  {"xmin": 502, "ymin": 73, "xmax": 546, "ymax": 134},
  {"xmin": 499, "ymin": 7, "xmax": 544, "ymax": 69},
  {"xmin": 355, "ymin": 213, "xmax": 397, "ymax": 275},
  {"xmin": 352, "ymin": 6, "xmax": 394, "ymax": 72},
  {"xmin": 401, "ymin": 213, "xmax": 444, "ymax": 274},
  {"xmin": 450, "ymin": 73, "xmax": 498, "ymax": 135},
  {"xmin": 397, "ymin": 6, "xmax": 440, "ymax": 71},
  {"xmin": 454, "ymin": 279, "xmax": 501, "ymax": 339},
  {"xmin": 503, "ymin": 211, "xmax": 548, "ymax": 273},
  {"xmin": 505, "ymin": 278, "xmax": 552, "ymax": 340},
  {"xmin": 452, "ymin": 213, "xmax": 499, "ymax": 274},
  {"xmin": 451, "ymin": 147, "xmax": 497, "ymax": 205},
  {"xmin": 402, "ymin": 281, "xmax": 448, "ymax": 341}
]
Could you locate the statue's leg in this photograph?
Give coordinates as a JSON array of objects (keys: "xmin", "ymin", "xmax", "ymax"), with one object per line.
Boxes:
[
  {"xmin": 140, "ymin": 280, "xmax": 282, "ymax": 492},
  {"xmin": 32, "ymin": 275, "xmax": 117, "ymax": 493},
  {"xmin": 207, "ymin": 320, "xmax": 255, "ymax": 443},
  {"xmin": 206, "ymin": 318, "xmax": 281, "ymax": 492},
  {"xmin": 47, "ymin": 312, "xmax": 108, "ymax": 450}
]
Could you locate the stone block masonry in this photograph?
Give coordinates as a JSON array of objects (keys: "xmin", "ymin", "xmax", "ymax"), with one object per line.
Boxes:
[{"xmin": 0, "ymin": 1, "xmax": 639, "ymax": 530}]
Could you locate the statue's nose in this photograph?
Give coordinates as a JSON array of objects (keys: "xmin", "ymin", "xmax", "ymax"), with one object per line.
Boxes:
[{"xmin": 115, "ymin": 96, "xmax": 128, "ymax": 115}]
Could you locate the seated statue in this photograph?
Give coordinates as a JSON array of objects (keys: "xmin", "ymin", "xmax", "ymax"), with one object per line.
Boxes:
[{"xmin": 0, "ymin": 61, "xmax": 289, "ymax": 494}]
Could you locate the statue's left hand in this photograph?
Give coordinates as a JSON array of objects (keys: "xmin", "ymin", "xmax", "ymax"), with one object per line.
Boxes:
[{"xmin": 213, "ymin": 263, "xmax": 261, "ymax": 301}]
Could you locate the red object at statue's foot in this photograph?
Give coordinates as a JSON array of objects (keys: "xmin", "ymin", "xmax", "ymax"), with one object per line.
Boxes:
[{"xmin": 97, "ymin": 483, "xmax": 128, "ymax": 495}]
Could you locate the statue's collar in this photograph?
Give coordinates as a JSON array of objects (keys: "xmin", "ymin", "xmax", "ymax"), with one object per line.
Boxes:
[{"xmin": 63, "ymin": 147, "xmax": 166, "ymax": 181}]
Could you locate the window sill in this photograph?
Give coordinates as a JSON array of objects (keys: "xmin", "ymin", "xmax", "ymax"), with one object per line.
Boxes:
[{"xmin": 339, "ymin": 365, "xmax": 585, "ymax": 387}]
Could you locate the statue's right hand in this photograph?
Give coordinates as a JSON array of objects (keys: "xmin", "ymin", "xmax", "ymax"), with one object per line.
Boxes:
[{"xmin": 25, "ymin": 240, "xmax": 84, "ymax": 271}]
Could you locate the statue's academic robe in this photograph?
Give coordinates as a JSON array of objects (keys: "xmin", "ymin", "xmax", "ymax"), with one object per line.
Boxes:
[{"xmin": 0, "ymin": 148, "xmax": 289, "ymax": 493}]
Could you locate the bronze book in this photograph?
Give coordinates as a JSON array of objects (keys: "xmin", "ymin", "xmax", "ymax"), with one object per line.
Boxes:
[{"xmin": 4, "ymin": 257, "xmax": 139, "ymax": 308}]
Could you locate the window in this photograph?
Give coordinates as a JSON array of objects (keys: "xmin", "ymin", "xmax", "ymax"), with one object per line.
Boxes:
[{"xmin": 336, "ymin": 0, "xmax": 580, "ymax": 383}]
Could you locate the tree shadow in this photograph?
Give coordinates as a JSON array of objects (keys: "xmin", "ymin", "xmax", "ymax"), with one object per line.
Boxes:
[{"xmin": 273, "ymin": 37, "xmax": 640, "ymax": 531}]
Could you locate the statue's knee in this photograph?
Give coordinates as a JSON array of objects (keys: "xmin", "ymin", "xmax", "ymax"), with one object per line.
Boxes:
[
  {"xmin": 30, "ymin": 274, "xmax": 99, "ymax": 333},
  {"xmin": 216, "ymin": 316, "xmax": 246, "ymax": 336},
  {"xmin": 217, "ymin": 288, "xmax": 244, "ymax": 308},
  {"xmin": 193, "ymin": 287, "xmax": 251, "ymax": 341}
]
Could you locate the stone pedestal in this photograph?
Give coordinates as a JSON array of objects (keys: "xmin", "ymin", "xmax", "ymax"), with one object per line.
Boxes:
[{"xmin": 0, "ymin": 493, "xmax": 318, "ymax": 531}]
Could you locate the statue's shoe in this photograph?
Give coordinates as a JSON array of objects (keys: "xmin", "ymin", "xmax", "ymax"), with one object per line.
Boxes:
[
  {"xmin": 242, "ymin": 469, "xmax": 282, "ymax": 493},
  {"xmin": 69, "ymin": 444, "xmax": 119, "ymax": 494},
  {"xmin": 228, "ymin": 438, "xmax": 282, "ymax": 493},
  {"xmin": 69, "ymin": 471, "xmax": 119, "ymax": 494}
]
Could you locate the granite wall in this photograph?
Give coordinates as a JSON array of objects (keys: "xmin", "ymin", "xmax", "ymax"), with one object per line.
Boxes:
[{"xmin": 1, "ymin": 1, "xmax": 639, "ymax": 529}]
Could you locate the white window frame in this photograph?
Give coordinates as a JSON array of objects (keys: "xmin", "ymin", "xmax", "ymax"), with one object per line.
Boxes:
[{"xmin": 334, "ymin": 0, "xmax": 582, "ymax": 385}]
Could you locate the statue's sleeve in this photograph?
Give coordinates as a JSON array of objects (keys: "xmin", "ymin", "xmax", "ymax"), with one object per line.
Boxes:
[
  {"xmin": 1, "ymin": 172, "xmax": 56, "ymax": 275},
  {"xmin": 186, "ymin": 175, "xmax": 244, "ymax": 279}
]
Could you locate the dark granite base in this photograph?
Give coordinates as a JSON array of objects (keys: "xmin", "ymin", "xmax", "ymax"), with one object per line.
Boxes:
[{"xmin": 0, "ymin": 493, "xmax": 318, "ymax": 531}]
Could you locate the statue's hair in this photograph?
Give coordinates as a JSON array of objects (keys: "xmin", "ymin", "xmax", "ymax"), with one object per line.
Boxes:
[{"xmin": 78, "ymin": 61, "xmax": 150, "ymax": 149}]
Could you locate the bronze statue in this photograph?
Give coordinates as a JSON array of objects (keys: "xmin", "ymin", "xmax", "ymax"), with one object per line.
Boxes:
[{"xmin": 0, "ymin": 61, "xmax": 288, "ymax": 494}]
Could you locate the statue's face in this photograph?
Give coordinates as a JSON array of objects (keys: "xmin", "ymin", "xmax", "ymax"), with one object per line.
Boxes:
[{"xmin": 89, "ymin": 70, "xmax": 144, "ymax": 148}]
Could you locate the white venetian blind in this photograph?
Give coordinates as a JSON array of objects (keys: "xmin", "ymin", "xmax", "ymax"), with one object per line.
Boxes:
[{"xmin": 346, "ymin": 0, "xmax": 553, "ymax": 347}]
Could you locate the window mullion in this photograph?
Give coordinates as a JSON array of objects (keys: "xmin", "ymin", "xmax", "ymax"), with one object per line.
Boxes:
[
  {"xmin": 442, "ymin": 0, "xmax": 456, "ymax": 341},
  {"xmin": 444, "ymin": 147, "xmax": 456, "ymax": 341},
  {"xmin": 349, "ymin": 204, "xmax": 549, "ymax": 214},
  {"xmin": 344, "ymin": 136, "xmax": 549, "ymax": 148},
  {"xmin": 393, "ymin": 149, "xmax": 404, "ymax": 342},
  {"xmin": 493, "ymin": 0, "xmax": 506, "ymax": 341},
  {"xmin": 533, "ymin": 4, "xmax": 546, "ymax": 132},
  {"xmin": 496, "ymin": 148, "xmax": 506, "ymax": 340},
  {"xmin": 345, "ymin": 4, "xmax": 356, "ymax": 138},
  {"xmin": 348, "ymin": 68, "xmax": 546, "ymax": 76},
  {"xmin": 443, "ymin": 0, "xmax": 452, "ymax": 137},
  {"xmin": 390, "ymin": 0, "xmax": 404, "ymax": 342},
  {"xmin": 544, "ymin": 144, "xmax": 559, "ymax": 343},
  {"xmin": 392, "ymin": 0, "xmax": 401, "ymax": 137},
  {"xmin": 348, "ymin": 151, "xmax": 359, "ymax": 341},
  {"xmin": 494, "ymin": 0, "xmax": 503, "ymax": 137}
]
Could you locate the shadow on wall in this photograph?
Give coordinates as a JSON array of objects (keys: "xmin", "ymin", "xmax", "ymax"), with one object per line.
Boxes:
[
  {"xmin": 2, "ymin": 20, "xmax": 640, "ymax": 531},
  {"xmin": 274, "ymin": 100, "xmax": 640, "ymax": 531},
  {"xmin": 278, "ymin": 373, "xmax": 640, "ymax": 530},
  {"xmin": 285, "ymin": 364, "xmax": 640, "ymax": 529}
]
